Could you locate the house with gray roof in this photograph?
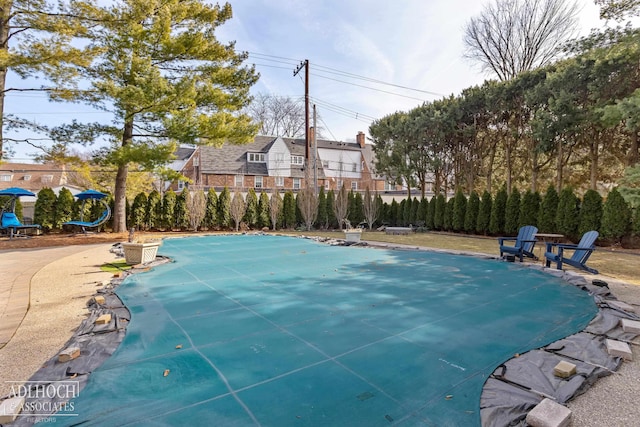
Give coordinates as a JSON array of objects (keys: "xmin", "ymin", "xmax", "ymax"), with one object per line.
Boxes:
[{"xmin": 177, "ymin": 131, "xmax": 393, "ymax": 193}]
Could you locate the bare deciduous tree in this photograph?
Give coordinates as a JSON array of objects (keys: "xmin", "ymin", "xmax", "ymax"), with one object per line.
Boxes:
[
  {"xmin": 297, "ymin": 170, "xmax": 319, "ymax": 231},
  {"xmin": 362, "ymin": 187, "xmax": 380, "ymax": 230},
  {"xmin": 269, "ymin": 188, "xmax": 282, "ymax": 230},
  {"xmin": 463, "ymin": 0, "xmax": 579, "ymax": 81},
  {"xmin": 187, "ymin": 188, "xmax": 207, "ymax": 231},
  {"xmin": 230, "ymin": 191, "xmax": 246, "ymax": 232},
  {"xmin": 247, "ymin": 93, "xmax": 306, "ymax": 137},
  {"xmin": 333, "ymin": 184, "xmax": 349, "ymax": 230}
]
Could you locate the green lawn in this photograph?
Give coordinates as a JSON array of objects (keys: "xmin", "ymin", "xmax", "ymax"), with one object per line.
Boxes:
[{"xmin": 288, "ymin": 230, "xmax": 640, "ymax": 285}]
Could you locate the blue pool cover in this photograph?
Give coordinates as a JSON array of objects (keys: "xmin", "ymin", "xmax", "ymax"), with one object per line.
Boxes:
[{"xmin": 59, "ymin": 235, "xmax": 597, "ymax": 426}]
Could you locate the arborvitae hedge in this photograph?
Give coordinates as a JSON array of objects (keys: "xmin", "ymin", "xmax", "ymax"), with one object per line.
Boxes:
[
  {"xmin": 258, "ymin": 192, "xmax": 270, "ymax": 228},
  {"xmin": 538, "ymin": 185, "xmax": 558, "ymax": 233},
  {"xmin": 282, "ymin": 190, "xmax": 296, "ymax": 229},
  {"xmin": 162, "ymin": 190, "xmax": 177, "ymax": 230},
  {"xmin": 633, "ymin": 206, "xmax": 640, "ymax": 237},
  {"xmin": 417, "ymin": 197, "xmax": 428, "ymax": 226},
  {"xmin": 519, "ymin": 190, "xmax": 540, "ymax": 228},
  {"xmin": 476, "ymin": 190, "xmax": 492, "ymax": 234},
  {"xmin": 130, "ymin": 192, "xmax": 148, "ymax": 230},
  {"xmin": 464, "ymin": 191, "xmax": 480, "ymax": 233},
  {"xmin": 444, "ymin": 198, "xmax": 454, "ymax": 231},
  {"xmin": 244, "ymin": 188, "xmax": 258, "ymax": 227},
  {"xmin": 426, "ymin": 196, "xmax": 436, "ymax": 229},
  {"xmin": 389, "ymin": 199, "xmax": 399, "ymax": 226},
  {"xmin": 432, "ymin": 194, "xmax": 445, "ymax": 230},
  {"xmin": 504, "ymin": 188, "xmax": 521, "ymax": 234},
  {"xmin": 202, "ymin": 188, "xmax": 217, "ymax": 229},
  {"xmin": 315, "ymin": 187, "xmax": 327, "ymax": 228},
  {"xmin": 579, "ymin": 189, "xmax": 603, "ymax": 236},
  {"xmin": 601, "ymin": 187, "xmax": 631, "ymax": 242},
  {"xmin": 146, "ymin": 190, "xmax": 162, "ymax": 230},
  {"xmin": 54, "ymin": 187, "xmax": 75, "ymax": 229},
  {"xmin": 489, "ymin": 186, "xmax": 507, "ymax": 235},
  {"xmin": 352, "ymin": 192, "xmax": 364, "ymax": 225},
  {"xmin": 326, "ymin": 190, "xmax": 337, "ymax": 228},
  {"xmin": 556, "ymin": 187, "xmax": 580, "ymax": 241},
  {"xmin": 175, "ymin": 188, "xmax": 190, "ymax": 230},
  {"xmin": 34, "ymin": 187, "xmax": 56, "ymax": 231},
  {"xmin": 452, "ymin": 190, "xmax": 467, "ymax": 232},
  {"xmin": 217, "ymin": 187, "xmax": 231, "ymax": 229}
]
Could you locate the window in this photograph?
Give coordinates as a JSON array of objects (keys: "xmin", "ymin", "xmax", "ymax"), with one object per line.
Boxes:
[
  {"xmin": 275, "ymin": 176, "xmax": 284, "ymax": 187},
  {"xmin": 385, "ymin": 181, "xmax": 395, "ymax": 191},
  {"xmin": 23, "ymin": 175, "xmax": 31, "ymax": 181},
  {"xmin": 193, "ymin": 157, "xmax": 199, "ymax": 167},
  {"xmin": 248, "ymin": 152, "xmax": 265, "ymax": 163},
  {"xmin": 322, "ymin": 160, "xmax": 329, "ymax": 169},
  {"xmin": 351, "ymin": 181, "xmax": 358, "ymax": 191},
  {"xmin": 291, "ymin": 155, "xmax": 304, "ymax": 165},
  {"xmin": 254, "ymin": 176, "xmax": 263, "ymax": 189},
  {"xmin": 235, "ymin": 175, "xmax": 244, "ymax": 187},
  {"xmin": 41, "ymin": 175, "xmax": 53, "ymax": 183},
  {"xmin": 324, "ymin": 181, "xmax": 329, "ymax": 190},
  {"xmin": 293, "ymin": 178, "xmax": 301, "ymax": 190},
  {"xmin": 336, "ymin": 179, "xmax": 342, "ymax": 189},
  {"xmin": 177, "ymin": 180, "xmax": 185, "ymax": 190},
  {"xmin": 352, "ymin": 163, "xmax": 357, "ymax": 172},
  {"xmin": 0, "ymin": 174, "xmax": 12, "ymax": 182}
]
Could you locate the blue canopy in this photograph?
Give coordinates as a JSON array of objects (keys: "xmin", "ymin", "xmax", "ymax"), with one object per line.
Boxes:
[
  {"xmin": 0, "ymin": 187, "xmax": 36, "ymax": 197},
  {"xmin": 76, "ymin": 189, "xmax": 108, "ymax": 200}
]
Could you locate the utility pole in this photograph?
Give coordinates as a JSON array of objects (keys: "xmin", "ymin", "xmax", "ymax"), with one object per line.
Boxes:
[
  {"xmin": 293, "ymin": 59, "xmax": 310, "ymax": 161},
  {"xmin": 313, "ymin": 104, "xmax": 318, "ymax": 195}
]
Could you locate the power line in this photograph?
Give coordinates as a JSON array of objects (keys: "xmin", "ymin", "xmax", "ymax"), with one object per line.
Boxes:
[
  {"xmin": 311, "ymin": 97, "xmax": 378, "ymax": 121},
  {"xmin": 312, "ymin": 73, "xmax": 429, "ymax": 102}
]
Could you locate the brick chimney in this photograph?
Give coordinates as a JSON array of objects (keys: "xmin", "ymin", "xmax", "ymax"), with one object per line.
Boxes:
[{"xmin": 356, "ymin": 131, "xmax": 365, "ymax": 148}]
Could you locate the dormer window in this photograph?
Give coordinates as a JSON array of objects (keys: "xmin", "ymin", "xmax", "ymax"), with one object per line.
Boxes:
[
  {"xmin": 248, "ymin": 153, "xmax": 265, "ymax": 163},
  {"xmin": 291, "ymin": 155, "xmax": 304, "ymax": 165},
  {"xmin": 23, "ymin": 175, "xmax": 31, "ymax": 181},
  {"xmin": 0, "ymin": 174, "xmax": 12, "ymax": 182},
  {"xmin": 41, "ymin": 175, "xmax": 53, "ymax": 183}
]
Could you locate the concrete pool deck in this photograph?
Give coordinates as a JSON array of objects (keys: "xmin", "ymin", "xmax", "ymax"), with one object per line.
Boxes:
[{"xmin": 0, "ymin": 241, "xmax": 638, "ymax": 425}]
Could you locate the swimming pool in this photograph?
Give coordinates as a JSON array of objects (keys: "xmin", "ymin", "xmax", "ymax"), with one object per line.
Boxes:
[{"xmin": 59, "ymin": 235, "xmax": 597, "ymax": 426}]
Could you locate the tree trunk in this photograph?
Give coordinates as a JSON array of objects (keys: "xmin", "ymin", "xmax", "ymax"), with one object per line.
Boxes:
[
  {"xmin": 589, "ymin": 138, "xmax": 599, "ymax": 190},
  {"xmin": 486, "ymin": 143, "xmax": 496, "ymax": 194},
  {"xmin": 531, "ymin": 150, "xmax": 539, "ymax": 193},
  {"xmin": 505, "ymin": 138, "xmax": 512, "ymax": 194},
  {"xmin": 113, "ymin": 119, "xmax": 134, "ymax": 232},
  {"xmin": 556, "ymin": 139, "xmax": 563, "ymax": 192},
  {"xmin": 628, "ymin": 131, "xmax": 639, "ymax": 166},
  {"xmin": 0, "ymin": 1, "xmax": 13, "ymax": 161}
]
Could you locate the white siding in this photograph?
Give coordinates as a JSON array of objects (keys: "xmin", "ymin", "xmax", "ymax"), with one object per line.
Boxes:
[
  {"xmin": 267, "ymin": 137, "xmax": 290, "ymax": 177},
  {"xmin": 317, "ymin": 148, "xmax": 361, "ymax": 179}
]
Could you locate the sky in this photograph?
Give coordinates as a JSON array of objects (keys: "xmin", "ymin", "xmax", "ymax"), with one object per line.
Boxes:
[{"xmin": 4, "ymin": 0, "xmax": 610, "ymax": 161}]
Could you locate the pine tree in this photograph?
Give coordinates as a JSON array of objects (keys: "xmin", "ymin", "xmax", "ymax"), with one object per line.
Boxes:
[
  {"xmin": 130, "ymin": 192, "xmax": 148, "ymax": 230},
  {"xmin": 452, "ymin": 190, "xmax": 467, "ymax": 232},
  {"xmin": 601, "ymin": 187, "xmax": 631, "ymax": 242},
  {"xmin": 538, "ymin": 185, "xmax": 559, "ymax": 233},
  {"xmin": 489, "ymin": 186, "xmax": 508, "ymax": 235},
  {"xmin": 464, "ymin": 191, "xmax": 480, "ymax": 233},
  {"xmin": 579, "ymin": 189, "xmax": 603, "ymax": 236},
  {"xmin": 476, "ymin": 190, "xmax": 492, "ymax": 234},
  {"xmin": 51, "ymin": 1, "xmax": 259, "ymax": 232},
  {"xmin": 504, "ymin": 188, "xmax": 521, "ymax": 234},
  {"xmin": 217, "ymin": 187, "xmax": 231, "ymax": 229},
  {"xmin": 519, "ymin": 190, "xmax": 541, "ymax": 227}
]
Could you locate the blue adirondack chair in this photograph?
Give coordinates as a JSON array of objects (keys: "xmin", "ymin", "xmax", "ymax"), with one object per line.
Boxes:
[
  {"xmin": 545, "ymin": 230, "xmax": 599, "ymax": 274},
  {"xmin": 498, "ymin": 225, "xmax": 538, "ymax": 262}
]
